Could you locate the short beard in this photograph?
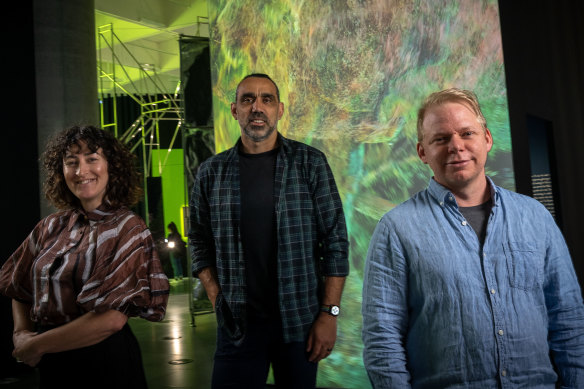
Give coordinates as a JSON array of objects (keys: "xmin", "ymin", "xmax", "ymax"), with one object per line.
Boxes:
[{"xmin": 242, "ymin": 124, "xmax": 277, "ymax": 143}]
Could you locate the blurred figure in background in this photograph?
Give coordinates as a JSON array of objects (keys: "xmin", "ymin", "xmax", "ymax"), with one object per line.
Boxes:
[{"xmin": 167, "ymin": 221, "xmax": 186, "ymax": 280}]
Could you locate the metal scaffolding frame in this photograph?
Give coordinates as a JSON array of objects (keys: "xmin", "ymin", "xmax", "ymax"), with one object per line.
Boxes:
[
  {"xmin": 96, "ymin": 23, "xmax": 215, "ymax": 325},
  {"xmin": 96, "ymin": 23, "xmax": 184, "ymax": 225}
]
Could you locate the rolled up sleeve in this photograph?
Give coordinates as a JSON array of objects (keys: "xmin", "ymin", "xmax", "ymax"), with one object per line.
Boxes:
[
  {"xmin": 312, "ymin": 154, "xmax": 349, "ymax": 277},
  {"xmin": 188, "ymin": 164, "xmax": 217, "ymax": 276}
]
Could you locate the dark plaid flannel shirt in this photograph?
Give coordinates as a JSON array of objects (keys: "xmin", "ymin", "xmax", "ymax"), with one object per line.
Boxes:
[{"xmin": 189, "ymin": 134, "xmax": 349, "ymax": 342}]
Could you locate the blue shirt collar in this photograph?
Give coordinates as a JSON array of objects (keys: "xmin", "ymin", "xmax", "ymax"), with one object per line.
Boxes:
[{"xmin": 427, "ymin": 176, "xmax": 500, "ymax": 207}]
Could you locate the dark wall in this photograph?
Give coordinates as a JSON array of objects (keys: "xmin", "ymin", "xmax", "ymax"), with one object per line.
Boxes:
[
  {"xmin": 2, "ymin": 3, "xmax": 39, "ymax": 260},
  {"xmin": 499, "ymin": 2, "xmax": 584, "ymax": 280},
  {"xmin": 0, "ymin": 0, "xmax": 39, "ymax": 379}
]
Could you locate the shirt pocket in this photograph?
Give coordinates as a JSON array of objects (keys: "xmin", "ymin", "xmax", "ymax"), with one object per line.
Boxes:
[{"xmin": 504, "ymin": 241, "xmax": 544, "ymax": 291}]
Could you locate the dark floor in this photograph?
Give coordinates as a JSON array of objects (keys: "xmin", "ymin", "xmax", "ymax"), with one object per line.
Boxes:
[
  {"xmin": 0, "ymin": 279, "xmax": 218, "ymax": 389},
  {"xmin": 0, "ymin": 279, "xmax": 353, "ymax": 388}
]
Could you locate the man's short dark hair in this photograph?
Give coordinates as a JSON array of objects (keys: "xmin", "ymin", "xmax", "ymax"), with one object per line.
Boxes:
[{"xmin": 235, "ymin": 73, "xmax": 280, "ymax": 102}]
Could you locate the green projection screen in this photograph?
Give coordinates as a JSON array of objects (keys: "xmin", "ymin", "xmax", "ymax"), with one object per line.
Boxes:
[
  {"xmin": 208, "ymin": 0, "xmax": 513, "ymax": 387},
  {"xmin": 152, "ymin": 149, "xmax": 187, "ymax": 237}
]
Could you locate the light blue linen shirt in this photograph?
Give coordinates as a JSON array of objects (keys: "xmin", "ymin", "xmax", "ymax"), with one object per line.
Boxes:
[{"xmin": 362, "ymin": 177, "xmax": 584, "ymax": 388}]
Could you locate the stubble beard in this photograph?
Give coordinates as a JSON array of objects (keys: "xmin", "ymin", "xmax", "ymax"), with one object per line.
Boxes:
[{"xmin": 243, "ymin": 123, "xmax": 277, "ymax": 143}]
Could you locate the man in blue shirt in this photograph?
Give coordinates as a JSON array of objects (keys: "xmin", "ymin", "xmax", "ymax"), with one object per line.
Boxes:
[
  {"xmin": 362, "ymin": 88, "xmax": 584, "ymax": 388},
  {"xmin": 189, "ymin": 73, "xmax": 349, "ymax": 388}
]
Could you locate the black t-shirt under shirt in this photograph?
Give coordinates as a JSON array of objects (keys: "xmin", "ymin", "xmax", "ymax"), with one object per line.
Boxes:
[{"xmin": 239, "ymin": 147, "xmax": 279, "ymax": 318}]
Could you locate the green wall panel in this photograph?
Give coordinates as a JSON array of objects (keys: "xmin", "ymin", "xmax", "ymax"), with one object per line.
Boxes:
[{"xmin": 151, "ymin": 149, "xmax": 187, "ymax": 238}]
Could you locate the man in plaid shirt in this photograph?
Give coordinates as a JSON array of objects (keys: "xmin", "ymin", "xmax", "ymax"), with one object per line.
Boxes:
[{"xmin": 189, "ymin": 73, "xmax": 349, "ymax": 388}]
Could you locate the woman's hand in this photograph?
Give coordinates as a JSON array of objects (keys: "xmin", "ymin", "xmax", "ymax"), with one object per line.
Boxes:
[
  {"xmin": 13, "ymin": 330, "xmax": 42, "ymax": 367},
  {"xmin": 11, "ymin": 300, "xmax": 127, "ymax": 367}
]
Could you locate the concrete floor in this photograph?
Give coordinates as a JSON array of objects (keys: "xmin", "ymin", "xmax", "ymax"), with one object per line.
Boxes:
[
  {"xmin": 132, "ymin": 280, "xmax": 217, "ymax": 389},
  {"xmin": 0, "ymin": 279, "xmax": 348, "ymax": 388},
  {"xmin": 0, "ymin": 279, "xmax": 218, "ymax": 389}
]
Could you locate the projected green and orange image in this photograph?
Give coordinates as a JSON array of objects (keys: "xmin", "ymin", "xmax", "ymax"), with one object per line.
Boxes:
[{"xmin": 208, "ymin": 0, "xmax": 512, "ymax": 387}]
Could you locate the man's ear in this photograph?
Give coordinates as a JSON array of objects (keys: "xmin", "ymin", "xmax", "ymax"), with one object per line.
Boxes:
[
  {"xmin": 278, "ymin": 102, "xmax": 284, "ymax": 120},
  {"xmin": 485, "ymin": 128, "xmax": 493, "ymax": 153},
  {"xmin": 231, "ymin": 102, "xmax": 238, "ymax": 120},
  {"xmin": 417, "ymin": 142, "xmax": 428, "ymax": 164}
]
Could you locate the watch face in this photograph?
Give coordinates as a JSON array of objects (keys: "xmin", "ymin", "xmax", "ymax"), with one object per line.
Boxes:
[{"xmin": 331, "ymin": 305, "xmax": 340, "ymax": 316}]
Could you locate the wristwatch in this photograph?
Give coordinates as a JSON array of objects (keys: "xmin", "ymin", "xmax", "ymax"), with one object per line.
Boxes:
[{"xmin": 320, "ymin": 304, "xmax": 340, "ymax": 317}]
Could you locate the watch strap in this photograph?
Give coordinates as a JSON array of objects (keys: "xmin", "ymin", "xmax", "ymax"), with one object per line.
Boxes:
[{"xmin": 320, "ymin": 304, "xmax": 340, "ymax": 316}]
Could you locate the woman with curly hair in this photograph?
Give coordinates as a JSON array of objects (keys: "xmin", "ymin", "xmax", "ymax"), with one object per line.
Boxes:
[{"xmin": 0, "ymin": 125, "xmax": 169, "ymax": 388}]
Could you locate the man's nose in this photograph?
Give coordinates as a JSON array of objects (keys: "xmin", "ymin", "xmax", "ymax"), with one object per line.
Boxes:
[
  {"xmin": 251, "ymin": 99, "xmax": 263, "ymax": 112},
  {"xmin": 448, "ymin": 136, "xmax": 464, "ymax": 152}
]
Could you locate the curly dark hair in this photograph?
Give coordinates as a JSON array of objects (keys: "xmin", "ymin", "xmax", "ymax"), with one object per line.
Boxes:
[{"xmin": 43, "ymin": 125, "xmax": 143, "ymax": 210}]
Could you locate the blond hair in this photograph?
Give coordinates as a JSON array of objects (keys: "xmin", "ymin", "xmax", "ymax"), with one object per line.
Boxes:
[{"xmin": 417, "ymin": 88, "xmax": 487, "ymax": 142}]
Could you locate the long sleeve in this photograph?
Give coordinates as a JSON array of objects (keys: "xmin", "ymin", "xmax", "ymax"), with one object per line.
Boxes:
[
  {"xmin": 188, "ymin": 163, "xmax": 217, "ymax": 276},
  {"xmin": 311, "ymin": 154, "xmax": 349, "ymax": 276},
  {"xmin": 362, "ymin": 217, "xmax": 411, "ymax": 388},
  {"xmin": 543, "ymin": 212, "xmax": 584, "ymax": 388},
  {"xmin": 0, "ymin": 220, "xmax": 43, "ymax": 303}
]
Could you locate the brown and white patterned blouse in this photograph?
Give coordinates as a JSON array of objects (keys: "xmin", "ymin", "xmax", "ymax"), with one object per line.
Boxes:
[{"xmin": 0, "ymin": 205, "xmax": 169, "ymax": 325}]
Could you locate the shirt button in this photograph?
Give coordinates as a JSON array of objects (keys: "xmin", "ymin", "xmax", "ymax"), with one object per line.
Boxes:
[
  {"xmin": 449, "ymin": 196, "xmax": 454, "ymax": 201},
  {"xmin": 440, "ymin": 202, "xmax": 444, "ymax": 206},
  {"xmin": 501, "ymin": 370, "xmax": 507, "ymax": 377},
  {"xmin": 490, "ymin": 289, "xmax": 496, "ymax": 294},
  {"xmin": 461, "ymin": 220, "xmax": 467, "ymax": 226},
  {"xmin": 498, "ymin": 329, "xmax": 504, "ymax": 335}
]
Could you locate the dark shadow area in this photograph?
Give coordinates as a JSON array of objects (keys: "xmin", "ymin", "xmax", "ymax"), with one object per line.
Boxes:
[{"xmin": 499, "ymin": 0, "xmax": 584, "ymax": 284}]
